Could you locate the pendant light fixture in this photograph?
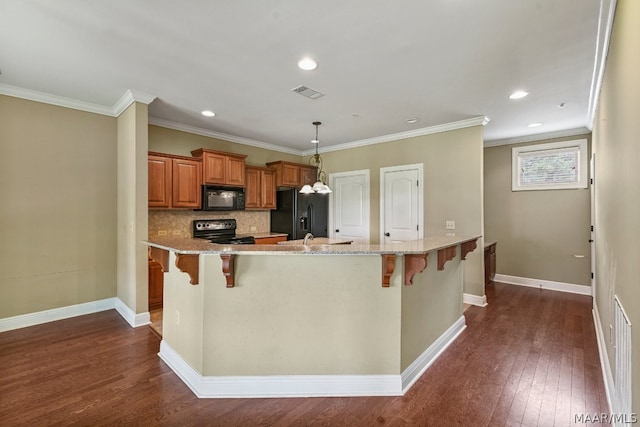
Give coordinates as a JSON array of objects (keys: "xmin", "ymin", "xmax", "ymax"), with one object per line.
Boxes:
[{"xmin": 300, "ymin": 121, "xmax": 332, "ymax": 194}]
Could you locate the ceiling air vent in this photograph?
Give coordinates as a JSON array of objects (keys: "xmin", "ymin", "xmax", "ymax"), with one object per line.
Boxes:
[{"xmin": 291, "ymin": 85, "xmax": 324, "ymax": 99}]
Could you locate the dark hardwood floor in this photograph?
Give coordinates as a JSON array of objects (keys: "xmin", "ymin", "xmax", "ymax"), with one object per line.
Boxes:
[{"xmin": 0, "ymin": 282, "xmax": 609, "ymax": 426}]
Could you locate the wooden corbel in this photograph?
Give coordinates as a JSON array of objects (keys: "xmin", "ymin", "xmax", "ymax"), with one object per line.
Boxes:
[
  {"xmin": 437, "ymin": 245, "xmax": 457, "ymax": 271},
  {"xmin": 175, "ymin": 254, "xmax": 199, "ymax": 285},
  {"xmin": 381, "ymin": 254, "xmax": 396, "ymax": 287},
  {"xmin": 149, "ymin": 247, "xmax": 169, "ymax": 272},
  {"xmin": 220, "ymin": 254, "xmax": 236, "ymax": 288},
  {"xmin": 460, "ymin": 239, "xmax": 478, "ymax": 260},
  {"xmin": 404, "ymin": 253, "xmax": 428, "ymax": 285}
]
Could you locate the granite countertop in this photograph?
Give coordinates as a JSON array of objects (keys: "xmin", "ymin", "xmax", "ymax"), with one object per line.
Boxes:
[
  {"xmin": 144, "ymin": 233, "xmax": 481, "ymax": 256},
  {"xmin": 277, "ymin": 237, "xmax": 353, "ymax": 246}
]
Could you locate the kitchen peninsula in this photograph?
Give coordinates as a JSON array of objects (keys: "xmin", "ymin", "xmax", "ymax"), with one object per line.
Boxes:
[{"xmin": 146, "ymin": 233, "xmax": 480, "ymax": 398}]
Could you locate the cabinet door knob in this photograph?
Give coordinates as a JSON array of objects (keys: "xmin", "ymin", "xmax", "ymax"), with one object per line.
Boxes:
[
  {"xmin": 335, "ymin": 229, "xmax": 340, "ymax": 233},
  {"xmin": 384, "ymin": 232, "xmax": 390, "ymax": 237}
]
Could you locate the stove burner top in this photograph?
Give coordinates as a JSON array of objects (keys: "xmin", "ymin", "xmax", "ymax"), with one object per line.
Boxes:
[{"xmin": 193, "ymin": 219, "xmax": 255, "ymax": 245}]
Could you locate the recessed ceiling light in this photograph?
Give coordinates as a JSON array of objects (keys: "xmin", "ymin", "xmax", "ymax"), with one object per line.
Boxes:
[
  {"xmin": 297, "ymin": 57, "xmax": 317, "ymax": 71},
  {"xmin": 509, "ymin": 90, "xmax": 529, "ymax": 100},
  {"xmin": 201, "ymin": 110, "xmax": 216, "ymax": 117},
  {"xmin": 405, "ymin": 117, "xmax": 419, "ymax": 124},
  {"xmin": 528, "ymin": 122, "xmax": 543, "ymax": 128}
]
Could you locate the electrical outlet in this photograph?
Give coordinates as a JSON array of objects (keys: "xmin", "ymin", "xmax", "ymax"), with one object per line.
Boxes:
[
  {"xmin": 445, "ymin": 220, "xmax": 456, "ymax": 230},
  {"xmin": 176, "ymin": 309, "xmax": 180, "ymax": 325},
  {"xmin": 158, "ymin": 230, "xmax": 168, "ymax": 236},
  {"xmin": 250, "ymin": 226, "xmax": 257, "ymax": 232},
  {"xmin": 172, "ymin": 230, "xmax": 181, "ymax": 236}
]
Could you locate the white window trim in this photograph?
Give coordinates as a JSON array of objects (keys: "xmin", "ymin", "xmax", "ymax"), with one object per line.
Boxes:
[{"xmin": 512, "ymin": 139, "xmax": 588, "ymax": 191}]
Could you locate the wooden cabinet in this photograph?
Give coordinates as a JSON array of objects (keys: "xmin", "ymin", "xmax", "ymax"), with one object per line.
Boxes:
[
  {"xmin": 191, "ymin": 148, "xmax": 247, "ymax": 187},
  {"xmin": 245, "ymin": 166, "xmax": 276, "ymax": 209},
  {"xmin": 148, "ymin": 155, "xmax": 172, "ymax": 207},
  {"xmin": 172, "ymin": 157, "xmax": 202, "ymax": 208},
  {"xmin": 148, "ymin": 259, "xmax": 164, "ymax": 310},
  {"xmin": 300, "ymin": 166, "xmax": 318, "ymax": 186},
  {"xmin": 484, "ymin": 241, "xmax": 497, "ymax": 285},
  {"xmin": 254, "ymin": 235, "xmax": 287, "ymax": 245},
  {"xmin": 266, "ymin": 161, "xmax": 317, "ymax": 188},
  {"xmin": 148, "ymin": 153, "xmax": 202, "ymax": 209}
]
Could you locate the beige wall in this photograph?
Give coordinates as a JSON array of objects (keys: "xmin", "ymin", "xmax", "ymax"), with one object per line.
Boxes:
[
  {"xmin": 484, "ymin": 135, "xmax": 591, "ymax": 286},
  {"xmin": 148, "ymin": 125, "xmax": 302, "ymax": 167},
  {"xmin": 320, "ymin": 125, "xmax": 485, "ymax": 296},
  {"xmin": 0, "ymin": 95, "xmax": 117, "ymax": 317},
  {"xmin": 592, "ymin": 0, "xmax": 640, "ymax": 412}
]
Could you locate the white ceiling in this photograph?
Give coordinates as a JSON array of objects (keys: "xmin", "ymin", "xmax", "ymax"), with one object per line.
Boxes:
[{"xmin": 0, "ymin": 1, "xmax": 611, "ymax": 153}]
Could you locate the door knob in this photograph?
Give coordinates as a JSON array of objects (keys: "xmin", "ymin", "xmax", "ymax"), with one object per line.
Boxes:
[
  {"xmin": 384, "ymin": 232, "xmax": 390, "ymax": 237},
  {"xmin": 335, "ymin": 229, "xmax": 340, "ymax": 233}
]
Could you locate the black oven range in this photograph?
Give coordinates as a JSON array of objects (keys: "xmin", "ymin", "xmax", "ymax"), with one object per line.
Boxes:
[{"xmin": 193, "ymin": 219, "xmax": 255, "ymax": 244}]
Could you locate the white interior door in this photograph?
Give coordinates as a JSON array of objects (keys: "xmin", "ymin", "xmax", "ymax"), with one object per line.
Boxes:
[
  {"xmin": 329, "ymin": 170, "xmax": 370, "ymax": 244},
  {"xmin": 380, "ymin": 164, "xmax": 423, "ymax": 243}
]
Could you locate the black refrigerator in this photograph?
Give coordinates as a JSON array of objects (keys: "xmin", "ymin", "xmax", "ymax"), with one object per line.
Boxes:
[{"xmin": 270, "ymin": 189, "xmax": 329, "ymax": 240}]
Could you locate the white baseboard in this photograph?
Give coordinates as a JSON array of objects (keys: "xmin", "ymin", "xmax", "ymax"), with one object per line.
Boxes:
[
  {"xmin": 592, "ymin": 302, "xmax": 614, "ymax": 413},
  {"xmin": 493, "ymin": 274, "xmax": 592, "ymax": 296},
  {"xmin": 115, "ymin": 298, "xmax": 150, "ymax": 328},
  {"xmin": 400, "ymin": 315, "xmax": 467, "ymax": 393},
  {"xmin": 159, "ymin": 340, "xmax": 402, "ymax": 398},
  {"xmin": 463, "ymin": 293, "xmax": 488, "ymax": 307},
  {"xmin": 158, "ymin": 316, "xmax": 467, "ymax": 399},
  {"xmin": 0, "ymin": 297, "xmax": 150, "ymax": 332},
  {"xmin": 0, "ymin": 297, "xmax": 117, "ymax": 333}
]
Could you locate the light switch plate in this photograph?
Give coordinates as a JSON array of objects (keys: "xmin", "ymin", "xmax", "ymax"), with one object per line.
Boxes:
[{"xmin": 446, "ymin": 220, "xmax": 456, "ymax": 230}]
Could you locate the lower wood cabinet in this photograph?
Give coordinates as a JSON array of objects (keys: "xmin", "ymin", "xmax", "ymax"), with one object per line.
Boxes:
[
  {"xmin": 254, "ymin": 235, "xmax": 287, "ymax": 245},
  {"xmin": 484, "ymin": 241, "xmax": 497, "ymax": 285},
  {"xmin": 148, "ymin": 259, "xmax": 164, "ymax": 310}
]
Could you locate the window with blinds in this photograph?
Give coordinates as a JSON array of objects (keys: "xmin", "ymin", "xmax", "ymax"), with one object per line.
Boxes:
[{"xmin": 512, "ymin": 139, "xmax": 588, "ymax": 191}]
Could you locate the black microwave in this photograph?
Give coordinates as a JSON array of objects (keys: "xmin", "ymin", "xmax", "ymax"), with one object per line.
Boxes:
[{"xmin": 201, "ymin": 185, "xmax": 245, "ymax": 211}]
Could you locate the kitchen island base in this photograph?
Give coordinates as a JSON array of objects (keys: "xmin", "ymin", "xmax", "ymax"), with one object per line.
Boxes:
[{"xmin": 151, "ymin": 238, "xmax": 477, "ymax": 398}]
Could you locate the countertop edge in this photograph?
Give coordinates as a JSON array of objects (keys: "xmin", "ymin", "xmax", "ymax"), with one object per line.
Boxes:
[{"xmin": 143, "ymin": 234, "xmax": 482, "ymax": 256}]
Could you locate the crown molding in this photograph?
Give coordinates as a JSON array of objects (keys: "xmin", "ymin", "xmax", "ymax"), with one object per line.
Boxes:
[
  {"xmin": 0, "ymin": 83, "xmax": 115, "ymax": 116},
  {"xmin": 483, "ymin": 127, "xmax": 590, "ymax": 148},
  {"xmin": 0, "ymin": 84, "xmax": 156, "ymax": 117},
  {"xmin": 112, "ymin": 89, "xmax": 156, "ymax": 116},
  {"xmin": 586, "ymin": 0, "xmax": 617, "ymax": 130},
  {"xmin": 148, "ymin": 117, "xmax": 303, "ymax": 156},
  {"xmin": 304, "ymin": 116, "xmax": 490, "ymax": 155}
]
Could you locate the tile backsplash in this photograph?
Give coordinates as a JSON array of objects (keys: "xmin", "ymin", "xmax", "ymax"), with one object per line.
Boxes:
[{"xmin": 149, "ymin": 210, "xmax": 271, "ymax": 238}]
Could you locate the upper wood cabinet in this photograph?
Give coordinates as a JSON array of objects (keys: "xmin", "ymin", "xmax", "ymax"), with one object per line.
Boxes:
[
  {"xmin": 171, "ymin": 157, "xmax": 202, "ymax": 208},
  {"xmin": 266, "ymin": 161, "xmax": 318, "ymax": 188},
  {"xmin": 148, "ymin": 155, "xmax": 172, "ymax": 208},
  {"xmin": 191, "ymin": 148, "xmax": 247, "ymax": 187},
  {"xmin": 245, "ymin": 166, "xmax": 276, "ymax": 210},
  {"xmin": 148, "ymin": 152, "xmax": 202, "ymax": 209},
  {"xmin": 300, "ymin": 165, "xmax": 318, "ymax": 186}
]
